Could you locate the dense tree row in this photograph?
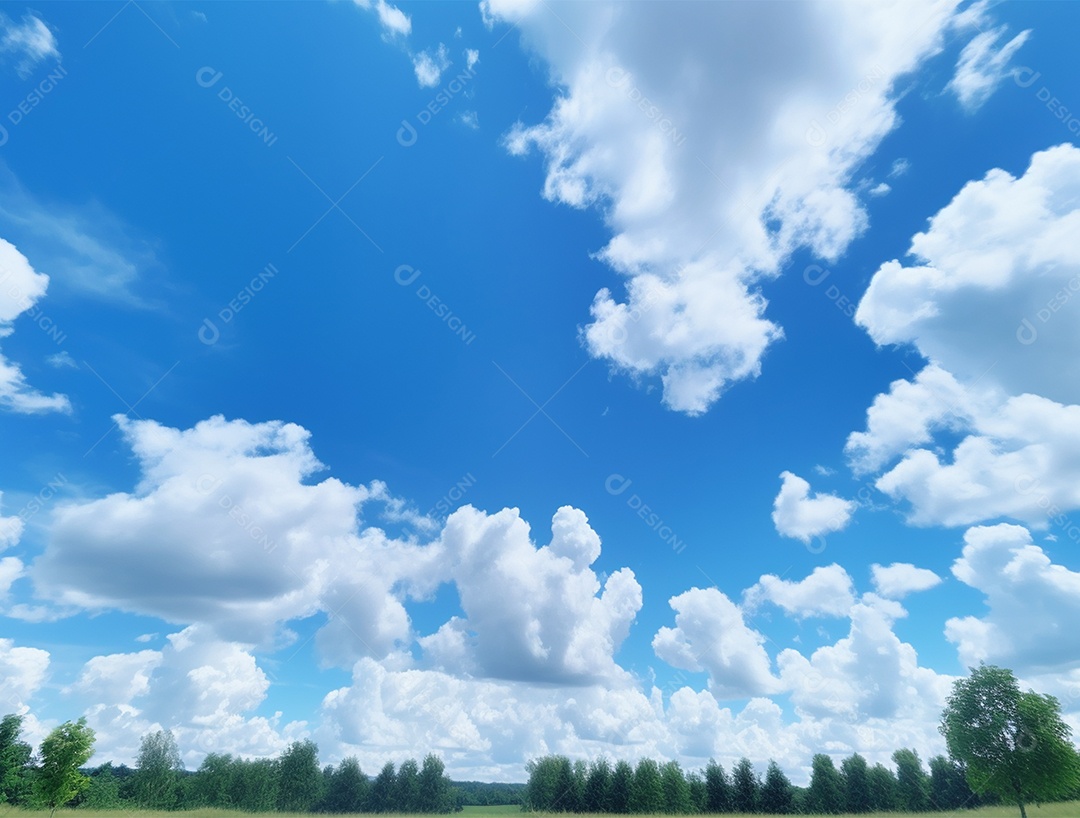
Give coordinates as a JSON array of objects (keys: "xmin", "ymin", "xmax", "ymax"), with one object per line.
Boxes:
[
  {"xmin": 523, "ymin": 751, "xmax": 985, "ymax": 814},
  {"xmin": 0, "ymin": 717, "xmax": 460, "ymax": 813}
]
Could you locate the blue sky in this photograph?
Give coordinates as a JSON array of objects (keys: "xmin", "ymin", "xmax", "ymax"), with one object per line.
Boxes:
[{"xmin": 1, "ymin": 0, "xmax": 1079, "ymax": 784}]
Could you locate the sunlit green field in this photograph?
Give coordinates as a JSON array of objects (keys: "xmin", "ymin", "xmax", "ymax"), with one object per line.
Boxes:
[{"xmin": 4, "ymin": 804, "xmax": 1080, "ymax": 818}]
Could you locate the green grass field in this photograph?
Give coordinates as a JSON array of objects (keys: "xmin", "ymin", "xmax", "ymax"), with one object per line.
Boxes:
[{"xmin": 5, "ymin": 804, "xmax": 1079, "ymax": 818}]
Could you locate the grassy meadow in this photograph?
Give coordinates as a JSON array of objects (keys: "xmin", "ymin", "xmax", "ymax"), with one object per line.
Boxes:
[{"xmin": 5, "ymin": 802, "xmax": 1080, "ymax": 818}]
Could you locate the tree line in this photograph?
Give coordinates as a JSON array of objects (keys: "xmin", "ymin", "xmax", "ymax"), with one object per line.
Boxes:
[
  {"xmin": 1, "ymin": 664, "xmax": 1077, "ymax": 817},
  {"xmin": 0, "ymin": 718, "xmax": 462, "ymax": 813},
  {"xmin": 523, "ymin": 750, "xmax": 981, "ymax": 815},
  {"xmin": 524, "ymin": 665, "xmax": 1080, "ymax": 817}
]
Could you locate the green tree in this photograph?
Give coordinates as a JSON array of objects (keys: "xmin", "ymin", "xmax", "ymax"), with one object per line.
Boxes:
[
  {"xmin": 941, "ymin": 664, "xmax": 1080, "ymax": 818},
  {"xmin": 893, "ymin": 748, "xmax": 930, "ymax": 812},
  {"xmin": 807, "ymin": 754, "xmax": 843, "ymax": 815},
  {"xmin": 321, "ymin": 756, "xmax": 369, "ymax": 813},
  {"xmin": 34, "ymin": 718, "xmax": 95, "ymax": 817},
  {"xmin": 629, "ymin": 758, "xmax": 663, "ymax": 813},
  {"xmin": 79, "ymin": 764, "xmax": 124, "ymax": 809},
  {"xmin": 608, "ymin": 759, "xmax": 633, "ymax": 814},
  {"xmin": 0, "ymin": 714, "xmax": 32, "ymax": 805},
  {"xmin": 192, "ymin": 753, "xmax": 234, "ymax": 808},
  {"xmin": 230, "ymin": 758, "xmax": 278, "ymax": 812},
  {"xmin": 687, "ymin": 772, "xmax": 706, "ymax": 813},
  {"xmin": 367, "ymin": 761, "xmax": 397, "ymax": 812},
  {"xmin": 929, "ymin": 754, "xmax": 977, "ymax": 811},
  {"xmin": 866, "ymin": 763, "xmax": 897, "ymax": 811},
  {"xmin": 132, "ymin": 729, "xmax": 183, "ymax": 809},
  {"xmin": 418, "ymin": 754, "xmax": 453, "ymax": 813},
  {"xmin": 759, "ymin": 761, "xmax": 793, "ymax": 814},
  {"xmin": 731, "ymin": 758, "xmax": 758, "ymax": 814},
  {"xmin": 276, "ymin": 740, "xmax": 322, "ymax": 812},
  {"xmin": 704, "ymin": 760, "xmax": 731, "ymax": 813},
  {"xmin": 395, "ymin": 758, "xmax": 421, "ymax": 812},
  {"xmin": 584, "ymin": 758, "xmax": 612, "ymax": 813},
  {"xmin": 840, "ymin": 753, "xmax": 870, "ymax": 813},
  {"xmin": 660, "ymin": 761, "xmax": 691, "ymax": 814}
]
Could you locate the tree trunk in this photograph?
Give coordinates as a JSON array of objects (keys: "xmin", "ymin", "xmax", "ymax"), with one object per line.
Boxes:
[{"xmin": 1018, "ymin": 799, "xmax": 1027, "ymax": 818}]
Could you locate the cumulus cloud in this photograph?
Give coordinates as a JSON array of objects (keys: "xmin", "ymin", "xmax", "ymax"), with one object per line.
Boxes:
[
  {"xmin": 778, "ymin": 594, "xmax": 953, "ymax": 723},
  {"xmin": 351, "ymin": 0, "xmax": 411, "ymax": 38},
  {"xmin": 68, "ymin": 625, "xmax": 302, "ymax": 767},
  {"xmin": 420, "ymin": 505, "xmax": 641, "ymax": 685},
  {"xmin": 413, "ymin": 44, "xmax": 450, "ymax": 88},
  {"xmin": 653, "ymin": 587, "xmax": 781, "ymax": 699},
  {"xmin": 33, "ymin": 415, "xmax": 438, "ymax": 656},
  {"xmin": 0, "ymin": 238, "xmax": 70, "ymax": 413},
  {"xmin": 847, "ymin": 145, "xmax": 1080, "ymax": 528},
  {"xmin": 946, "ymin": 524, "xmax": 1080, "ymax": 673},
  {"xmin": 0, "ymin": 12, "xmax": 59, "ymax": 78},
  {"xmin": 771, "ymin": 471, "xmax": 855, "ymax": 543},
  {"xmin": 0, "ymin": 638, "xmax": 49, "ymax": 712},
  {"xmin": 856, "ymin": 144, "xmax": 1080, "ymax": 406},
  {"xmin": 488, "ymin": 0, "xmax": 963, "ymax": 413},
  {"xmin": 870, "ymin": 563, "xmax": 942, "ymax": 599},
  {"xmin": 744, "ymin": 564, "xmax": 856, "ymax": 619},
  {"xmin": 948, "ymin": 20, "xmax": 1030, "ymax": 111}
]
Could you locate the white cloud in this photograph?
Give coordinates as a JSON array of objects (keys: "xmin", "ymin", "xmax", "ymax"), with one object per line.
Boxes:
[
  {"xmin": 850, "ymin": 366, "xmax": 1080, "ymax": 528},
  {"xmin": 653, "ymin": 587, "xmax": 781, "ymax": 699},
  {"xmin": 771, "ymin": 471, "xmax": 855, "ymax": 543},
  {"xmin": 68, "ymin": 625, "xmax": 302, "ymax": 767},
  {"xmin": 489, "ymin": 0, "xmax": 962, "ymax": 414},
  {"xmin": 413, "ymin": 43, "xmax": 450, "ymax": 88},
  {"xmin": 946, "ymin": 524, "xmax": 1080, "ymax": 673},
  {"xmin": 847, "ymin": 145, "xmax": 1080, "ymax": 528},
  {"xmin": 948, "ymin": 24, "xmax": 1030, "ymax": 111},
  {"xmin": 457, "ymin": 110, "xmax": 479, "ymax": 130},
  {"xmin": 420, "ymin": 505, "xmax": 641, "ymax": 685},
  {"xmin": 778, "ymin": 594, "xmax": 953, "ymax": 723},
  {"xmin": 868, "ymin": 181, "xmax": 891, "ymax": 197},
  {"xmin": 845, "ymin": 363, "xmax": 978, "ymax": 476},
  {"xmin": 744, "ymin": 564, "xmax": 856, "ymax": 619},
  {"xmin": 0, "ymin": 12, "xmax": 59, "ymax": 79},
  {"xmin": 856, "ymin": 144, "xmax": 1080, "ymax": 407},
  {"xmin": 0, "ymin": 237, "xmax": 71, "ymax": 413},
  {"xmin": 0, "ymin": 638, "xmax": 49, "ymax": 712},
  {"xmin": 0, "ymin": 491, "xmax": 24, "ymax": 550},
  {"xmin": 46, "ymin": 351, "xmax": 77, "ymax": 369},
  {"xmin": 464, "ymin": 48, "xmax": 479, "ymax": 71},
  {"xmin": 351, "ymin": 0, "xmax": 411, "ymax": 38},
  {"xmin": 68, "ymin": 650, "xmax": 161, "ymax": 705},
  {"xmin": 870, "ymin": 563, "xmax": 942, "ymax": 599},
  {"xmin": 33, "ymin": 415, "xmax": 436, "ymax": 655},
  {"xmin": 0, "ymin": 555, "xmax": 24, "ymax": 597}
]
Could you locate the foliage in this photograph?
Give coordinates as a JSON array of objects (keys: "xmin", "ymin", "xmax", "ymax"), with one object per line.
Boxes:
[
  {"xmin": 941, "ymin": 664, "xmax": 1080, "ymax": 818},
  {"xmin": 628, "ymin": 759, "xmax": 662, "ymax": 814},
  {"xmin": 731, "ymin": 758, "xmax": 759, "ymax": 814},
  {"xmin": 34, "ymin": 719, "xmax": 96, "ymax": 817},
  {"xmin": 704, "ymin": 760, "xmax": 731, "ymax": 813},
  {"xmin": 659, "ymin": 761, "xmax": 691, "ymax": 814},
  {"xmin": 0, "ymin": 715, "xmax": 32, "ymax": 805},
  {"xmin": 133, "ymin": 731, "xmax": 183, "ymax": 810},
  {"xmin": 759, "ymin": 760, "xmax": 793, "ymax": 814},
  {"xmin": 807, "ymin": 754, "xmax": 844, "ymax": 815}
]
